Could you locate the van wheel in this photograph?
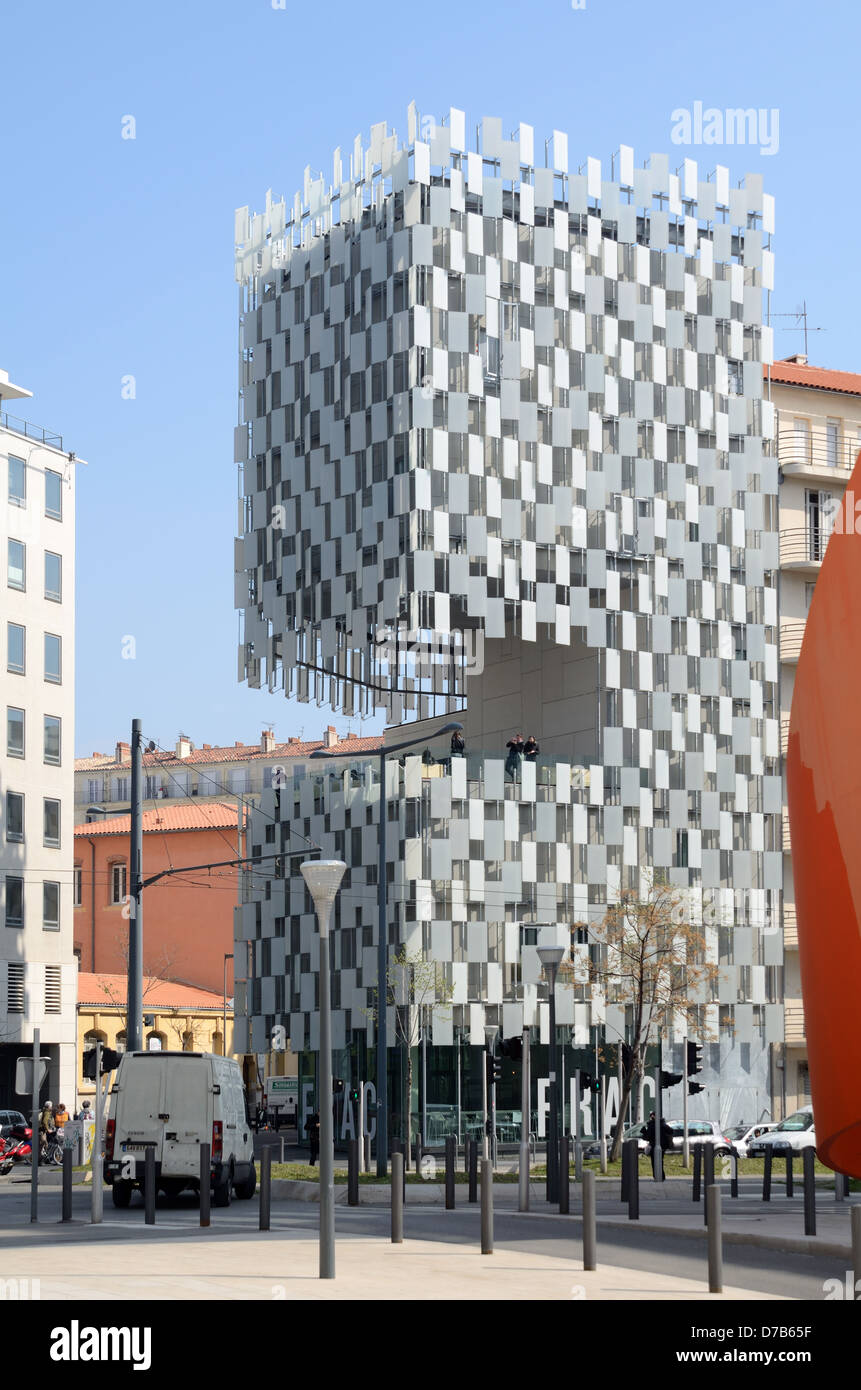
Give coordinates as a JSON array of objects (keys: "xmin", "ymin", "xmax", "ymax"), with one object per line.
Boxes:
[
  {"xmin": 213, "ymin": 1173, "xmax": 232, "ymax": 1207},
  {"xmin": 234, "ymin": 1165, "xmax": 257, "ymax": 1200},
  {"xmin": 112, "ymin": 1181, "xmax": 133, "ymax": 1208}
]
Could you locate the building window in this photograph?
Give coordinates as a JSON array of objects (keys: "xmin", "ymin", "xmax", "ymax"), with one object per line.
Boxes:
[
  {"xmin": 45, "ymin": 469, "xmax": 62, "ymax": 520},
  {"xmin": 45, "ymin": 965, "xmax": 61, "ymax": 1014},
  {"xmin": 112, "ymin": 776, "xmax": 129, "ymax": 801},
  {"xmin": 87, "ymin": 778, "xmax": 102, "ymax": 803},
  {"xmin": 44, "ymin": 715, "xmax": 61, "ymax": 764},
  {"xmin": 44, "ymin": 633, "xmax": 61, "ymax": 684},
  {"xmin": 6, "ymin": 791, "xmax": 24, "ymax": 842},
  {"xmin": 804, "ymin": 582, "xmax": 816, "ymax": 613},
  {"xmin": 115, "ymin": 1031, "xmax": 127, "ymax": 1054},
  {"xmin": 7, "ymin": 706, "xmax": 24, "ymax": 757},
  {"xmin": 5, "ymin": 877, "xmax": 24, "ymax": 928},
  {"xmin": 6, "ymin": 961, "xmax": 24, "ymax": 1009},
  {"xmin": 43, "ymin": 798, "xmax": 60, "ymax": 848},
  {"xmin": 7, "ymin": 623, "xmax": 24, "ymax": 675},
  {"xmin": 73, "ymin": 866, "xmax": 82, "ymax": 907},
  {"xmin": 111, "ymin": 863, "xmax": 127, "ymax": 904},
  {"xmin": 44, "ymin": 552, "xmax": 62, "ymax": 602},
  {"xmin": 82, "ymin": 1030, "xmax": 106, "ymax": 1077},
  {"xmin": 7, "ymin": 539, "xmax": 25, "ymax": 590},
  {"xmin": 8, "ymin": 455, "xmax": 26, "ymax": 507},
  {"xmin": 145, "ymin": 775, "xmax": 162, "ymax": 799},
  {"xmin": 43, "ymin": 881, "xmax": 60, "ymax": 931}
]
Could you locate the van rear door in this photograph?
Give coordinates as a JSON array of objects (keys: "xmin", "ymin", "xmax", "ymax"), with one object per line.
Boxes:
[
  {"xmin": 116, "ymin": 1057, "xmax": 165, "ymax": 1162},
  {"xmin": 161, "ymin": 1056, "xmax": 211, "ymax": 1176}
]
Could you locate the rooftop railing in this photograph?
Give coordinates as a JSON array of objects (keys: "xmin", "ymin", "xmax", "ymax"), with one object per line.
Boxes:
[{"xmin": 0, "ymin": 412, "xmax": 64, "ymax": 451}]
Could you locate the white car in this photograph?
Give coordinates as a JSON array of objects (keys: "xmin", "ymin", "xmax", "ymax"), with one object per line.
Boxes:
[
  {"xmin": 724, "ymin": 1122, "xmax": 776, "ymax": 1158},
  {"xmin": 106, "ymin": 1050, "xmax": 256, "ymax": 1208},
  {"xmin": 748, "ymin": 1107, "xmax": 815, "ymax": 1156}
]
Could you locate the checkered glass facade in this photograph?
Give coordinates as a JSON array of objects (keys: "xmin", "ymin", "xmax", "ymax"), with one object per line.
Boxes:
[{"xmin": 234, "ymin": 108, "xmax": 782, "ymax": 1117}]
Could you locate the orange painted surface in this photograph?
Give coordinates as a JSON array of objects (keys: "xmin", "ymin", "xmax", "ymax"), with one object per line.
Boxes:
[
  {"xmin": 787, "ymin": 450, "xmax": 861, "ymax": 1178},
  {"xmin": 74, "ymin": 821, "xmax": 240, "ymax": 997}
]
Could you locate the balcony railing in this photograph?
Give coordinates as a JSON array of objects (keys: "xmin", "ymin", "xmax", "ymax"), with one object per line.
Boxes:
[
  {"xmin": 782, "ymin": 811, "xmax": 792, "ymax": 853},
  {"xmin": 779, "ymin": 620, "xmax": 805, "ymax": 664},
  {"xmin": 785, "ymin": 1001, "xmax": 806, "ymax": 1046},
  {"xmin": 779, "ymin": 528, "xmax": 829, "ymax": 569},
  {"xmin": 0, "ymin": 412, "xmax": 64, "ymax": 451},
  {"xmin": 780, "ymin": 714, "xmax": 790, "ymax": 755},
  {"xmin": 783, "ymin": 904, "xmax": 798, "ymax": 949}
]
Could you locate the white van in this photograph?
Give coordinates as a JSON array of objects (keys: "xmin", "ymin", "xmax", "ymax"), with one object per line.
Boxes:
[{"xmin": 105, "ymin": 1051, "xmax": 256, "ymax": 1208}]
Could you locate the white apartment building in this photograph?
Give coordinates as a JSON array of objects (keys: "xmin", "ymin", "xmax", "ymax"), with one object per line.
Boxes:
[
  {"xmin": 0, "ymin": 372, "xmax": 77, "ymax": 1109},
  {"xmin": 770, "ymin": 353, "xmax": 861, "ymax": 1115}
]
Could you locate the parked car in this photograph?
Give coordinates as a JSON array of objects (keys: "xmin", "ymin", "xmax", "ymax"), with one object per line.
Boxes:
[
  {"xmin": 0, "ymin": 1109, "xmax": 29, "ymax": 1140},
  {"xmin": 724, "ymin": 1122, "xmax": 776, "ymax": 1158},
  {"xmin": 105, "ymin": 1050, "xmax": 256, "ymax": 1208},
  {"xmin": 665, "ymin": 1121, "xmax": 732, "ymax": 1155},
  {"xmin": 748, "ymin": 1106, "xmax": 815, "ymax": 1156}
]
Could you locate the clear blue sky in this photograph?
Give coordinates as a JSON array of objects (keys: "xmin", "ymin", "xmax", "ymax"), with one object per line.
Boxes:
[{"xmin": 1, "ymin": 0, "xmax": 857, "ymax": 757}]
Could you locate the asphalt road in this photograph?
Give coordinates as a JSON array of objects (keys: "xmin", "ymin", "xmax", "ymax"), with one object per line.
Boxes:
[{"xmin": 0, "ymin": 1184, "xmax": 844, "ymax": 1300}]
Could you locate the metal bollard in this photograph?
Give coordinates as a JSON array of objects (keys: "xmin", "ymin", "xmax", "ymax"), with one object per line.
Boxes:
[
  {"xmin": 347, "ymin": 1139, "xmax": 359, "ymax": 1207},
  {"xmin": 468, "ymin": 1139, "xmax": 478, "ymax": 1203},
  {"xmin": 480, "ymin": 1158, "xmax": 493, "ymax": 1254},
  {"xmin": 144, "ymin": 1147, "xmax": 156, "ymax": 1225},
  {"xmin": 573, "ymin": 1137, "xmax": 583, "ymax": 1184},
  {"xmin": 259, "ymin": 1145, "xmax": 271, "ymax": 1231},
  {"xmin": 852, "ymin": 1205, "xmax": 861, "ymax": 1296},
  {"xmin": 558, "ymin": 1135, "xmax": 570, "ymax": 1214},
  {"xmin": 363, "ymin": 1133, "xmax": 371, "ymax": 1173},
  {"xmin": 280, "ymin": 1136, "xmax": 285, "ymax": 1164},
  {"xmin": 802, "ymin": 1146, "xmax": 816, "ymax": 1236},
  {"xmin": 391, "ymin": 1139, "xmax": 406, "ymax": 1199},
  {"xmin": 61, "ymin": 1147, "xmax": 73, "ymax": 1223},
  {"xmin": 445, "ymin": 1135, "xmax": 456, "ymax": 1210},
  {"xmin": 625, "ymin": 1139, "xmax": 639, "ymax": 1221},
  {"xmin": 200, "ymin": 1142, "xmax": 211, "ymax": 1228},
  {"xmin": 582, "ymin": 1168, "xmax": 597, "ymax": 1271},
  {"xmin": 621, "ymin": 1139, "xmax": 630, "ymax": 1203},
  {"xmin": 835, "ymin": 1169, "xmax": 847, "ymax": 1202},
  {"xmin": 692, "ymin": 1144, "xmax": 702, "ymax": 1203},
  {"xmin": 391, "ymin": 1152, "xmax": 403, "ymax": 1243},
  {"xmin": 762, "ymin": 1147, "xmax": 772, "ymax": 1202},
  {"xmin": 707, "ymin": 1185, "xmax": 723, "ymax": 1293},
  {"xmin": 730, "ymin": 1150, "xmax": 739, "ymax": 1200},
  {"xmin": 600, "ymin": 1134, "xmax": 608, "ymax": 1175},
  {"xmin": 703, "ymin": 1146, "xmax": 715, "ymax": 1226},
  {"xmin": 785, "ymin": 1151, "xmax": 793, "ymax": 1198}
]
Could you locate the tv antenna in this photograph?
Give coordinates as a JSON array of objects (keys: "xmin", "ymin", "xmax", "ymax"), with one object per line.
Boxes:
[{"xmin": 768, "ymin": 300, "xmax": 825, "ymax": 359}]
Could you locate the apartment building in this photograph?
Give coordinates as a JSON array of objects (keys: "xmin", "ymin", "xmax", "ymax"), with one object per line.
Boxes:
[
  {"xmin": 233, "ymin": 108, "xmax": 782, "ymax": 1135},
  {"xmin": 0, "ymin": 372, "xmax": 77, "ymax": 1108},
  {"xmin": 769, "ymin": 354, "xmax": 861, "ymax": 1114}
]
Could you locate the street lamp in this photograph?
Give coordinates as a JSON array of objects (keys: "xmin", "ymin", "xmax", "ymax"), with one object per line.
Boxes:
[
  {"xmin": 312, "ymin": 720, "xmax": 463, "ymax": 1177},
  {"xmin": 483, "ymin": 1023, "xmax": 498, "ymax": 1163},
  {"xmin": 537, "ymin": 946, "xmax": 565, "ymax": 1203},
  {"xmin": 300, "ymin": 858, "xmax": 347, "ymax": 1280},
  {"xmin": 223, "ymin": 953, "xmax": 233, "ymax": 1058}
]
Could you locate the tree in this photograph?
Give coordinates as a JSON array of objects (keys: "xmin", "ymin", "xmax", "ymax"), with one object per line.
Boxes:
[
  {"xmin": 584, "ymin": 876, "xmax": 719, "ymax": 1163},
  {"xmin": 365, "ymin": 947, "xmax": 453, "ymax": 1169}
]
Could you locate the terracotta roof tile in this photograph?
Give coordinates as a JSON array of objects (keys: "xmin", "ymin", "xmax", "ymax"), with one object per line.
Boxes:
[
  {"xmin": 78, "ymin": 972, "xmax": 226, "ymax": 1011},
  {"xmin": 74, "ymin": 801, "xmax": 244, "ymax": 836},
  {"xmin": 75, "ymin": 733, "xmax": 384, "ymax": 773},
  {"xmin": 765, "ymin": 359, "xmax": 861, "ymax": 398}
]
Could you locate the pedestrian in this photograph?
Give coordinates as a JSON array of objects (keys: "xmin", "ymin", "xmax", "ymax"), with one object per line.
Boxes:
[
  {"xmin": 523, "ymin": 734, "xmax": 540, "ymax": 761},
  {"xmin": 450, "ymin": 730, "xmax": 465, "ymax": 757},
  {"xmin": 505, "ymin": 733, "xmax": 524, "ymax": 780},
  {"xmin": 39, "ymin": 1101, "xmax": 55, "ymax": 1137},
  {"xmin": 644, "ymin": 1111, "xmax": 674, "ymax": 1181},
  {"xmin": 305, "ymin": 1111, "xmax": 320, "ymax": 1167}
]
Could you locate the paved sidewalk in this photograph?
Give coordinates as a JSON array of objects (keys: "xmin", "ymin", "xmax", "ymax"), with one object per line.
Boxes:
[{"xmin": 1, "ymin": 1226, "xmax": 784, "ymax": 1301}]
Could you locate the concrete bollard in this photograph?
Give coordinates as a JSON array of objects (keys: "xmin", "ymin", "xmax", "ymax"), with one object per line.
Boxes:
[
  {"xmin": 582, "ymin": 1168, "xmax": 597, "ymax": 1272},
  {"xmin": 391, "ymin": 1152, "xmax": 403, "ymax": 1243},
  {"xmin": 61, "ymin": 1147, "xmax": 73, "ymax": 1222},
  {"xmin": 707, "ymin": 1185, "xmax": 723, "ymax": 1293},
  {"xmin": 802, "ymin": 1146, "xmax": 815, "ymax": 1236},
  {"xmin": 259, "ymin": 1144, "xmax": 271, "ymax": 1230},
  {"xmin": 199, "ymin": 1142, "xmax": 211, "ymax": 1228},
  {"xmin": 144, "ymin": 1147, "xmax": 156, "ymax": 1225},
  {"xmin": 445, "ymin": 1135, "xmax": 456, "ymax": 1210},
  {"xmin": 480, "ymin": 1159, "xmax": 493, "ymax": 1254}
]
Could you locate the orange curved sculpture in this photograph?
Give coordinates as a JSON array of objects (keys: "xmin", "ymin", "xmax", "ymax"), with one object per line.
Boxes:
[{"xmin": 787, "ymin": 450, "xmax": 861, "ymax": 1178}]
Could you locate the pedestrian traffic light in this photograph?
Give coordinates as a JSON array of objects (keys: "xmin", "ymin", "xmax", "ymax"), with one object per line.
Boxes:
[
  {"xmin": 686, "ymin": 1041, "xmax": 703, "ymax": 1076},
  {"xmin": 83, "ymin": 1047, "xmax": 121, "ymax": 1079},
  {"xmin": 485, "ymin": 1053, "xmax": 502, "ymax": 1088},
  {"xmin": 82, "ymin": 1049, "xmax": 98, "ymax": 1081},
  {"xmin": 349, "ymin": 1085, "xmax": 360, "ymax": 1105},
  {"xmin": 332, "ymin": 1077, "xmax": 345, "ymax": 1095},
  {"xmin": 687, "ymin": 1082, "xmax": 706, "ymax": 1096},
  {"xmin": 660, "ymin": 1069, "xmax": 683, "ymax": 1089},
  {"xmin": 577, "ymin": 1070, "xmax": 600, "ymax": 1093},
  {"xmin": 499, "ymin": 1036, "xmax": 522, "ymax": 1061},
  {"xmin": 101, "ymin": 1048, "xmax": 121, "ymax": 1073}
]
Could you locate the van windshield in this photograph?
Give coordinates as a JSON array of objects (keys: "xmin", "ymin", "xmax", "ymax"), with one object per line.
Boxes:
[{"xmin": 775, "ymin": 1111, "xmax": 813, "ymax": 1132}]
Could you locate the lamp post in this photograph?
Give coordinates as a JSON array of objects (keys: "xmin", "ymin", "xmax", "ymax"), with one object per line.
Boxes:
[
  {"xmin": 483, "ymin": 1023, "xmax": 498, "ymax": 1163},
  {"xmin": 300, "ymin": 859, "xmax": 347, "ymax": 1280},
  {"xmin": 312, "ymin": 720, "xmax": 462, "ymax": 1177},
  {"xmin": 223, "ymin": 953, "xmax": 233, "ymax": 1058},
  {"xmin": 537, "ymin": 946, "xmax": 565, "ymax": 1203}
]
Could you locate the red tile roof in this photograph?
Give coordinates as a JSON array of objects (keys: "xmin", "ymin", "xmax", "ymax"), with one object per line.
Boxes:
[
  {"xmin": 74, "ymin": 801, "xmax": 243, "ymax": 837},
  {"xmin": 78, "ymin": 972, "xmax": 227, "ymax": 1011},
  {"xmin": 75, "ymin": 732, "xmax": 384, "ymax": 773},
  {"xmin": 765, "ymin": 359, "xmax": 861, "ymax": 398}
]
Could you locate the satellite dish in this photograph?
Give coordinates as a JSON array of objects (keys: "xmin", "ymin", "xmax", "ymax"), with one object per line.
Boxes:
[{"xmin": 146, "ymin": 741, "xmax": 156, "ymax": 753}]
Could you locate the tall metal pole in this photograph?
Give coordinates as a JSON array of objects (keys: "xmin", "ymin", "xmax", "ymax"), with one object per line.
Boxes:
[
  {"xmin": 519, "ymin": 1024, "xmax": 530, "ymax": 1211},
  {"xmin": 481, "ymin": 1040, "xmax": 489, "ymax": 1161},
  {"xmin": 548, "ymin": 969, "xmax": 559, "ymax": 1202},
  {"xmin": 223, "ymin": 953, "xmax": 232, "ymax": 1057},
  {"xmin": 127, "ymin": 718, "xmax": 144, "ymax": 1053},
  {"xmin": 30, "ymin": 1027, "xmax": 39, "ymax": 1223},
  {"xmin": 653, "ymin": 1064, "xmax": 663, "ymax": 1183},
  {"xmin": 319, "ymin": 927, "xmax": 334, "ymax": 1278},
  {"xmin": 92, "ymin": 1041, "xmax": 103, "ymax": 1224},
  {"xmin": 421, "ymin": 1003, "xmax": 428, "ymax": 1155},
  {"xmin": 682, "ymin": 1035, "xmax": 690, "ymax": 1168},
  {"xmin": 376, "ymin": 749, "xmax": 388, "ymax": 1177}
]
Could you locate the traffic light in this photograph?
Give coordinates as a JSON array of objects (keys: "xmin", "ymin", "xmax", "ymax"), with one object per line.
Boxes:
[
  {"xmin": 332, "ymin": 1077, "xmax": 345, "ymax": 1095},
  {"xmin": 660, "ymin": 1069, "xmax": 683, "ymax": 1089},
  {"xmin": 499, "ymin": 1036, "xmax": 522, "ymax": 1061},
  {"xmin": 577, "ymin": 1070, "xmax": 600, "ymax": 1094},
  {"xmin": 82, "ymin": 1049, "xmax": 98, "ymax": 1081},
  {"xmin": 101, "ymin": 1048, "xmax": 121, "ymax": 1073},
  {"xmin": 621, "ymin": 1043, "xmax": 633, "ymax": 1075},
  {"xmin": 485, "ymin": 1053, "xmax": 502, "ymax": 1088},
  {"xmin": 348, "ymin": 1085, "xmax": 360, "ymax": 1105},
  {"xmin": 688, "ymin": 1081, "xmax": 706, "ymax": 1095},
  {"xmin": 82, "ymin": 1047, "xmax": 121, "ymax": 1079},
  {"xmin": 686, "ymin": 1041, "xmax": 703, "ymax": 1076}
]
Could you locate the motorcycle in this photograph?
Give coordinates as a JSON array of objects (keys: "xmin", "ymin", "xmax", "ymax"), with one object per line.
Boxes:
[{"xmin": 0, "ymin": 1131, "xmax": 32, "ymax": 1173}]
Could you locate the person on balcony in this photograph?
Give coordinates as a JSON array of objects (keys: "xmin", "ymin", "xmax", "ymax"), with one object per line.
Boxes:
[
  {"xmin": 505, "ymin": 733, "xmax": 524, "ymax": 780},
  {"xmin": 523, "ymin": 735, "xmax": 540, "ymax": 761},
  {"xmin": 450, "ymin": 731, "xmax": 465, "ymax": 757}
]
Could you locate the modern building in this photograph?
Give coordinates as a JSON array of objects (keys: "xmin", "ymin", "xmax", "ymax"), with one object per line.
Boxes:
[
  {"xmin": 768, "ymin": 354, "xmax": 861, "ymax": 1115},
  {"xmin": 0, "ymin": 372, "xmax": 78, "ymax": 1109},
  {"xmin": 233, "ymin": 108, "xmax": 782, "ymax": 1137},
  {"xmin": 76, "ymin": 972, "xmax": 235, "ymax": 1112}
]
